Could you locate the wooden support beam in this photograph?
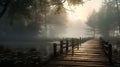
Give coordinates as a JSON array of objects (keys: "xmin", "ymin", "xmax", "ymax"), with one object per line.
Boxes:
[
  {"xmin": 66, "ymin": 40, "xmax": 69, "ymax": 54},
  {"xmin": 60, "ymin": 40, "xmax": 63, "ymax": 54},
  {"xmin": 108, "ymin": 44, "xmax": 113, "ymax": 64},
  {"xmin": 72, "ymin": 41, "xmax": 74, "ymax": 56},
  {"xmin": 53, "ymin": 43, "xmax": 57, "ymax": 57}
]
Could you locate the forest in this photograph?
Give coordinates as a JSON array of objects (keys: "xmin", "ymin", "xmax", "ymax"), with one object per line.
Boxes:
[
  {"xmin": 0, "ymin": 0, "xmax": 84, "ymax": 39},
  {"xmin": 87, "ymin": 0, "xmax": 120, "ymax": 39}
]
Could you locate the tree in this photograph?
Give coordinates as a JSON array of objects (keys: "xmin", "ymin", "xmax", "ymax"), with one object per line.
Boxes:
[
  {"xmin": 86, "ymin": 11, "xmax": 98, "ymax": 38},
  {"xmin": 86, "ymin": 0, "xmax": 119, "ymax": 39},
  {"xmin": 0, "ymin": 0, "xmax": 85, "ymax": 38},
  {"xmin": 0, "ymin": 0, "xmax": 11, "ymax": 18},
  {"xmin": 0, "ymin": 0, "xmax": 84, "ymax": 19}
]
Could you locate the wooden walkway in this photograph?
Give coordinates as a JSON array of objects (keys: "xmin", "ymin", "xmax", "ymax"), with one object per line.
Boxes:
[{"xmin": 43, "ymin": 40, "xmax": 112, "ymax": 67}]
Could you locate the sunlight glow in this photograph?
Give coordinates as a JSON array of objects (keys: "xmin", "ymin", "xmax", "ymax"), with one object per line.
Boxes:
[
  {"xmin": 67, "ymin": 12, "xmax": 80, "ymax": 22},
  {"xmin": 62, "ymin": 0, "xmax": 104, "ymax": 38},
  {"xmin": 64, "ymin": 0, "xmax": 103, "ymax": 23}
]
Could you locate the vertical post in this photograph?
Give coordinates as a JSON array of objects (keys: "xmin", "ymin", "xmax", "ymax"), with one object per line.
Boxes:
[
  {"xmin": 72, "ymin": 40, "xmax": 74, "ymax": 56},
  {"xmin": 66, "ymin": 40, "xmax": 69, "ymax": 54},
  {"xmin": 101, "ymin": 39, "xmax": 104, "ymax": 49},
  {"xmin": 118, "ymin": 48, "xmax": 120, "ymax": 56},
  {"xmin": 79, "ymin": 37, "xmax": 81, "ymax": 46},
  {"xmin": 77, "ymin": 39, "xmax": 79, "ymax": 50},
  {"xmin": 81, "ymin": 37, "xmax": 83, "ymax": 43},
  {"xmin": 60, "ymin": 40, "xmax": 63, "ymax": 54},
  {"xmin": 53, "ymin": 43, "xmax": 57, "ymax": 57},
  {"xmin": 108, "ymin": 44, "xmax": 112, "ymax": 64}
]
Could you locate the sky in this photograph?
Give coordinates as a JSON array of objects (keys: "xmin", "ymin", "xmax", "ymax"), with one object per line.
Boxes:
[{"xmin": 62, "ymin": 0, "xmax": 104, "ymax": 38}]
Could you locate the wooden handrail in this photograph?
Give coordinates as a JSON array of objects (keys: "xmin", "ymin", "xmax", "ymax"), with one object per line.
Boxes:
[
  {"xmin": 53, "ymin": 38, "xmax": 82, "ymax": 57},
  {"xmin": 100, "ymin": 39, "xmax": 113, "ymax": 64},
  {"xmin": 53, "ymin": 43, "xmax": 57, "ymax": 56},
  {"xmin": 52, "ymin": 37, "xmax": 91, "ymax": 57}
]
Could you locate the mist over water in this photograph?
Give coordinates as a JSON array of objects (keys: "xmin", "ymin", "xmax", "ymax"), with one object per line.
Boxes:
[
  {"xmin": 1, "ymin": 0, "xmax": 120, "ymax": 65},
  {"xmin": 0, "ymin": 0, "xmax": 103, "ymax": 40},
  {"xmin": 62, "ymin": 21, "xmax": 87, "ymax": 38}
]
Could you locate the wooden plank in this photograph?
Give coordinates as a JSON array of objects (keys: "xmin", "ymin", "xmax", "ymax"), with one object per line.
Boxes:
[
  {"xmin": 42, "ymin": 40, "xmax": 111, "ymax": 67},
  {"xmin": 48, "ymin": 61, "xmax": 110, "ymax": 66}
]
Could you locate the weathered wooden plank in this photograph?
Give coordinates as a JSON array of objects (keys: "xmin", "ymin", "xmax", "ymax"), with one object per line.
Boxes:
[
  {"xmin": 48, "ymin": 61, "xmax": 110, "ymax": 66},
  {"xmin": 42, "ymin": 40, "xmax": 111, "ymax": 67}
]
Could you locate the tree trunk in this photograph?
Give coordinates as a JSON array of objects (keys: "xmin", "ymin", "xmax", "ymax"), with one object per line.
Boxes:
[{"xmin": 0, "ymin": 0, "xmax": 10, "ymax": 18}]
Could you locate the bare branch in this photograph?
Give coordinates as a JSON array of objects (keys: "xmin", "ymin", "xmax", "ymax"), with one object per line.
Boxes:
[{"xmin": 62, "ymin": 0, "xmax": 66, "ymax": 3}]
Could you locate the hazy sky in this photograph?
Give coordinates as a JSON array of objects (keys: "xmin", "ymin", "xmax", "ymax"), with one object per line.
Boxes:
[{"xmin": 62, "ymin": 0, "xmax": 104, "ymax": 38}]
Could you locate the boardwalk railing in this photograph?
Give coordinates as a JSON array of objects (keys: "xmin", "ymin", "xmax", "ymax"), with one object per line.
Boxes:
[
  {"xmin": 52, "ymin": 37, "xmax": 92, "ymax": 57},
  {"xmin": 53, "ymin": 38, "xmax": 81, "ymax": 57},
  {"xmin": 100, "ymin": 39, "xmax": 113, "ymax": 64},
  {"xmin": 41, "ymin": 37, "xmax": 92, "ymax": 66}
]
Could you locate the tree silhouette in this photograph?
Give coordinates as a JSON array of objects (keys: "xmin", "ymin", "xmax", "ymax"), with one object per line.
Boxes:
[{"xmin": 86, "ymin": 0, "xmax": 120, "ymax": 39}]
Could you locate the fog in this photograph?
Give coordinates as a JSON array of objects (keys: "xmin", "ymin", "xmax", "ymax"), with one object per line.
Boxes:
[
  {"xmin": 0, "ymin": 0, "xmax": 120, "ymax": 65},
  {"xmin": 0, "ymin": 0, "xmax": 104, "ymax": 40},
  {"xmin": 0, "ymin": 0, "xmax": 102, "ymax": 56},
  {"xmin": 61, "ymin": 0, "xmax": 103, "ymax": 38}
]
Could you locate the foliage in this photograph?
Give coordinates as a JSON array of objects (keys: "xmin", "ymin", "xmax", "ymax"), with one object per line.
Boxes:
[
  {"xmin": 86, "ymin": 0, "xmax": 120, "ymax": 39},
  {"xmin": 67, "ymin": 0, "xmax": 84, "ymax": 5},
  {"xmin": 0, "ymin": 0, "xmax": 84, "ymax": 18},
  {"xmin": 0, "ymin": 0, "xmax": 85, "ymax": 38}
]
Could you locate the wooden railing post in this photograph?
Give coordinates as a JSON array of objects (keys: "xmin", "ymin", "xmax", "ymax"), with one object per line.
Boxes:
[
  {"xmin": 108, "ymin": 43, "xmax": 113, "ymax": 64},
  {"xmin": 53, "ymin": 43, "xmax": 57, "ymax": 57},
  {"xmin": 60, "ymin": 40, "xmax": 63, "ymax": 54},
  {"xmin": 72, "ymin": 40, "xmax": 74, "ymax": 56},
  {"xmin": 79, "ymin": 37, "xmax": 82, "ymax": 46},
  {"xmin": 66, "ymin": 40, "xmax": 69, "ymax": 53},
  {"xmin": 81, "ymin": 37, "xmax": 83, "ymax": 43},
  {"xmin": 77, "ymin": 39, "xmax": 79, "ymax": 50}
]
